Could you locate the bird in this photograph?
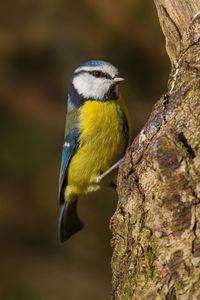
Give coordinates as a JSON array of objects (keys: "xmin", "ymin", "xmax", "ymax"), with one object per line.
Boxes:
[{"xmin": 58, "ymin": 60, "xmax": 131, "ymax": 242}]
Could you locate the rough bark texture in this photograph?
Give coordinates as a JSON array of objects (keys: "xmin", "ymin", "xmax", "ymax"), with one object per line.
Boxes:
[{"xmin": 111, "ymin": 1, "xmax": 200, "ymax": 299}]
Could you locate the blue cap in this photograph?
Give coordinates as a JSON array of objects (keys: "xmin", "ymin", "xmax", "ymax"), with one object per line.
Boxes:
[{"xmin": 80, "ymin": 60, "xmax": 110, "ymax": 67}]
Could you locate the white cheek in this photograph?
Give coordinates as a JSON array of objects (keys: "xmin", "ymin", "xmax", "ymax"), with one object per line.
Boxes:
[
  {"xmin": 93, "ymin": 80, "xmax": 110, "ymax": 99},
  {"xmin": 73, "ymin": 74, "xmax": 111, "ymax": 100}
]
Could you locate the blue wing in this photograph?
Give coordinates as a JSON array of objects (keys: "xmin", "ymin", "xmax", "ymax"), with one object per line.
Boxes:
[{"xmin": 58, "ymin": 127, "xmax": 80, "ymax": 203}]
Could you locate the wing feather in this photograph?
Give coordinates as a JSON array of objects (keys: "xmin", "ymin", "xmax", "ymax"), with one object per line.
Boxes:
[{"xmin": 58, "ymin": 127, "xmax": 80, "ymax": 203}]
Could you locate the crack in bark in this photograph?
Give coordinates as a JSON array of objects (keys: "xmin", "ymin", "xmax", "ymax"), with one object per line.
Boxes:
[
  {"xmin": 112, "ymin": 261, "xmax": 123, "ymax": 299},
  {"xmin": 177, "ymin": 132, "xmax": 196, "ymax": 158},
  {"xmin": 192, "ymin": 211, "xmax": 198, "ymax": 255},
  {"xmin": 160, "ymin": 5, "xmax": 182, "ymax": 40}
]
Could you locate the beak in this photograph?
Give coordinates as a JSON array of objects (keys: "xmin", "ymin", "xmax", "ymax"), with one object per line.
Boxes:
[{"xmin": 113, "ymin": 76, "xmax": 124, "ymax": 83}]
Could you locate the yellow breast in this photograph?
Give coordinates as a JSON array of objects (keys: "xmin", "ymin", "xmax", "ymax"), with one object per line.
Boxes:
[{"xmin": 65, "ymin": 98, "xmax": 128, "ymax": 201}]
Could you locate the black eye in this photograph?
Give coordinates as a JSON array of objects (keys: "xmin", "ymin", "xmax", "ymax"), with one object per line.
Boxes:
[{"xmin": 92, "ymin": 71, "xmax": 102, "ymax": 78}]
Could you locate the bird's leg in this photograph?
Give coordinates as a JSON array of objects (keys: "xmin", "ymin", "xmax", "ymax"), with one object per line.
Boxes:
[{"xmin": 93, "ymin": 158, "xmax": 123, "ymax": 184}]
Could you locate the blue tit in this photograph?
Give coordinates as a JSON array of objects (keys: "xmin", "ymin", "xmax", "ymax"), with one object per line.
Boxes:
[{"xmin": 58, "ymin": 60, "xmax": 131, "ymax": 242}]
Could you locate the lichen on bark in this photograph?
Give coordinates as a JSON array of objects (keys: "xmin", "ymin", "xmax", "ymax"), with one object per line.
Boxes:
[{"xmin": 111, "ymin": 3, "xmax": 200, "ymax": 299}]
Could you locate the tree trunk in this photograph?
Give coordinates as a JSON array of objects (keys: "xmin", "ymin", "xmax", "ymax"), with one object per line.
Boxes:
[{"xmin": 110, "ymin": 1, "xmax": 200, "ymax": 299}]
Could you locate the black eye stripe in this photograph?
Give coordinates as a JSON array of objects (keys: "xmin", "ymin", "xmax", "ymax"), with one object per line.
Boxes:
[
  {"xmin": 90, "ymin": 70, "xmax": 112, "ymax": 79},
  {"xmin": 74, "ymin": 70, "xmax": 113, "ymax": 79}
]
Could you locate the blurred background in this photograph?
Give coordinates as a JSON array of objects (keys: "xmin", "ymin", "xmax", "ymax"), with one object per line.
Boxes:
[{"xmin": 0, "ymin": 0, "xmax": 169, "ymax": 299}]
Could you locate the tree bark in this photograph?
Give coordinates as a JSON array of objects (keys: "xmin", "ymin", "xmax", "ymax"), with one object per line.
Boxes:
[{"xmin": 111, "ymin": 1, "xmax": 200, "ymax": 299}]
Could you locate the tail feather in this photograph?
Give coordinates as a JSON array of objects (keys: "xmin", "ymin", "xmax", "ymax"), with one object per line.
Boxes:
[{"xmin": 58, "ymin": 199, "xmax": 84, "ymax": 242}]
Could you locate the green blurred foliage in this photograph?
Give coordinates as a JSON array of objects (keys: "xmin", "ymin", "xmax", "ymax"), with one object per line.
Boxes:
[{"xmin": 0, "ymin": 0, "xmax": 169, "ymax": 299}]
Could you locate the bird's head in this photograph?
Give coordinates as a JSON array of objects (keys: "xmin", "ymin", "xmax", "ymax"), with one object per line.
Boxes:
[{"xmin": 68, "ymin": 60, "xmax": 124, "ymax": 108}]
